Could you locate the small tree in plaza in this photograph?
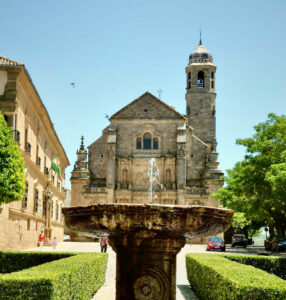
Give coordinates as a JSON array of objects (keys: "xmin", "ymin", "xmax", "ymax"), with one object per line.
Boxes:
[
  {"xmin": 0, "ymin": 113, "xmax": 25, "ymax": 204},
  {"xmin": 213, "ymin": 113, "xmax": 286, "ymax": 237}
]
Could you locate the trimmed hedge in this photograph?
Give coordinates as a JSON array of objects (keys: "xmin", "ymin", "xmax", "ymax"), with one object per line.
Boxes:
[
  {"xmin": 0, "ymin": 251, "xmax": 71, "ymax": 274},
  {"xmin": 0, "ymin": 252, "xmax": 108, "ymax": 300},
  {"xmin": 226, "ymin": 254, "xmax": 286, "ymax": 280},
  {"xmin": 186, "ymin": 254, "xmax": 286, "ymax": 300}
]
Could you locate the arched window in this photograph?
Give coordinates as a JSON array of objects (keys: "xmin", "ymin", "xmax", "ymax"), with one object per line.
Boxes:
[
  {"xmin": 188, "ymin": 72, "xmax": 191, "ymax": 80},
  {"xmin": 153, "ymin": 138, "xmax": 159, "ymax": 150},
  {"xmin": 143, "ymin": 133, "xmax": 152, "ymax": 149},
  {"xmin": 136, "ymin": 137, "xmax": 142, "ymax": 149},
  {"xmin": 188, "ymin": 81, "xmax": 191, "ymax": 89},
  {"xmin": 211, "ymin": 72, "xmax": 214, "ymax": 79},
  {"xmin": 211, "ymin": 81, "xmax": 214, "ymax": 88},
  {"xmin": 187, "ymin": 105, "xmax": 190, "ymax": 115},
  {"xmin": 197, "ymin": 71, "xmax": 204, "ymax": 88}
]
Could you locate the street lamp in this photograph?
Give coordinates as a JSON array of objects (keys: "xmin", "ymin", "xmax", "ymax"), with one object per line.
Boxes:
[{"xmin": 44, "ymin": 187, "xmax": 53, "ymax": 243}]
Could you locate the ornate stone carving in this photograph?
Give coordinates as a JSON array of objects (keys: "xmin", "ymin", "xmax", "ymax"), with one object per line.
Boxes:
[
  {"xmin": 132, "ymin": 266, "xmax": 170, "ymax": 300},
  {"xmin": 135, "ymin": 171, "xmax": 149, "ymax": 186}
]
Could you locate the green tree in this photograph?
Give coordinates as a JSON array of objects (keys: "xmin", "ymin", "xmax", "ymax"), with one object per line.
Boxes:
[
  {"xmin": 0, "ymin": 113, "xmax": 25, "ymax": 204},
  {"xmin": 213, "ymin": 113, "xmax": 286, "ymax": 237},
  {"xmin": 230, "ymin": 212, "xmax": 261, "ymax": 238}
]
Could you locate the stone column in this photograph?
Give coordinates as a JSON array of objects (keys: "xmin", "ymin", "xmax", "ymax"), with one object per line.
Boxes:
[
  {"xmin": 106, "ymin": 127, "xmax": 117, "ymax": 203},
  {"xmin": 109, "ymin": 234, "xmax": 186, "ymax": 300},
  {"xmin": 44, "ymin": 198, "xmax": 53, "ymax": 243},
  {"xmin": 176, "ymin": 125, "xmax": 186, "ymax": 205}
]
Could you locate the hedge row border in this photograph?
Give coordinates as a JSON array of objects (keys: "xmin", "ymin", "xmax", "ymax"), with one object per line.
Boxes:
[
  {"xmin": 186, "ymin": 253, "xmax": 286, "ymax": 300},
  {"xmin": 0, "ymin": 251, "xmax": 108, "ymax": 300},
  {"xmin": 225, "ymin": 254, "xmax": 286, "ymax": 280}
]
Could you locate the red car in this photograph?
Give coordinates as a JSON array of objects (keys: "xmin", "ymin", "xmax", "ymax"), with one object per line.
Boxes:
[{"xmin": 206, "ymin": 237, "xmax": 225, "ymax": 251}]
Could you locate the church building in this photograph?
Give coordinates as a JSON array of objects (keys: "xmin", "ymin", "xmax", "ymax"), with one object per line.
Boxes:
[{"xmin": 71, "ymin": 40, "xmax": 223, "ymax": 208}]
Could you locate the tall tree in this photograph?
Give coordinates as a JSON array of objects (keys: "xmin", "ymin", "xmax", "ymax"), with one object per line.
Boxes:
[
  {"xmin": 0, "ymin": 114, "xmax": 25, "ymax": 204},
  {"xmin": 213, "ymin": 113, "xmax": 286, "ymax": 237}
]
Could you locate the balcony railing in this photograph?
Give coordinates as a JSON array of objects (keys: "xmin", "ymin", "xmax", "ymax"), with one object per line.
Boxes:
[
  {"xmin": 85, "ymin": 186, "xmax": 107, "ymax": 193},
  {"xmin": 117, "ymin": 182, "xmax": 130, "ymax": 190},
  {"xmin": 185, "ymin": 186, "xmax": 207, "ymax": 194}
]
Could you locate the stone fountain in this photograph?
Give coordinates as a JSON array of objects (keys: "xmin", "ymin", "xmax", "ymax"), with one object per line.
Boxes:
[{"xmin": 63, "ymin": 159, "xmax": 233, "ymax": 300}]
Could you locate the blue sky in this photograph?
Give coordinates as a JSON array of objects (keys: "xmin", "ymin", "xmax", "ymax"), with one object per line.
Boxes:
[{"xmin": 1, "ymin": 0, "xmax": 286, "ymax": 188}]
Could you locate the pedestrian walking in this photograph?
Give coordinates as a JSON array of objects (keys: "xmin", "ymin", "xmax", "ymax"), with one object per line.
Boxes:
[
  {"xmin": 52, "ymin": 237, "xmax": 57, "ymax": 250},
  {"xmin": 100, "ymin": 237, "xmax": 108, "ymax": 252},
  {"xmin": 38, "ymin": 231, "xmax": 45, "ymax": 249}
]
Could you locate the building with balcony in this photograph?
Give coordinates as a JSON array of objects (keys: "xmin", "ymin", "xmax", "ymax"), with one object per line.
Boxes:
[{"xmin": 0, "ymin": 55, "xmax": 69, "ymax": 250}]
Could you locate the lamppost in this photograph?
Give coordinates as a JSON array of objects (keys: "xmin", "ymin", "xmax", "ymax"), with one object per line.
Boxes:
[
  {"xmin": 45, "ymin": 187, "xmax": 53, "ymax": 244},
  {"xmin": 265, "ymin": 227, "xmax": 269, "ymax": 240}
]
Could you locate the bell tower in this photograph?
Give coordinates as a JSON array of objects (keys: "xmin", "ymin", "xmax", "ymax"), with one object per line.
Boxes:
[{"xmin": 185, "ymin": 38, "xmax": 217, "ymax": 151}]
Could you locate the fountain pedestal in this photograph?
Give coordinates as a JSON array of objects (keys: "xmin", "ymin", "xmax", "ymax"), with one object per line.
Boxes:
[
  {"xmin": 63, "ymin": 203, "xmax": 233, "ymax": 300},
  {"xmin": 110, "ymin": 234, "xmax": 185, "ymax": 300}
]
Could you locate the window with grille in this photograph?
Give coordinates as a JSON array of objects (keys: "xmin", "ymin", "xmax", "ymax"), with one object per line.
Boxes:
[
  {"xmin": 143, "ymin": 133, "xmax": 152, "ymax": 149},
  {"xmin": 34, "ymin": 189, "xmax": 39, "ymax": 212},
  {"xmin": 22, "ymin": 181, "xmax": 28, "ymax": 209},
  {"xmin": 136, "ymin": 137, "xmax": 142, "ymax": 149},
  {"xmin": 153, "ymin": 138, "xmax": 159, "ymax": 150}
]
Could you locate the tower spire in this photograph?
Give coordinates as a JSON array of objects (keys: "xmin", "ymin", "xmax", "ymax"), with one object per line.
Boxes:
[{"xmin": 199, "ymin": 28, "xmax": 202, "ymax": 45}]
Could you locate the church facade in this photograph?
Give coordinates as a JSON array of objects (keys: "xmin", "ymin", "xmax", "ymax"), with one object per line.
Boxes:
[{"xmin": 71, "ymin": 41, "xmax": 223, "ymax": 209}]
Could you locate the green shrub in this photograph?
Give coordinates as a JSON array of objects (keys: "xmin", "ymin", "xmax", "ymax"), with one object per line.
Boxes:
[
  {"xmin": 226, "ymin": 254, "xmax": 286, "ymax": 280},
  {"xmin": 0, "ymin": 251, "xmax": 72, "ymax": 274},
  {"xmin": 186, "ymin": 254, "xmax": 286, "ymax": 300},
  {"xmin": 0, "ymin": 252, "xmax": 108, "ymax": 300}
]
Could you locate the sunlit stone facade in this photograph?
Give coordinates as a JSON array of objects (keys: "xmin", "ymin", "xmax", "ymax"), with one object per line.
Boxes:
[
  {"xmin": 0, "ymin": 56, "xmax": 69, "ymax": 250},
  {"xmin": 71, "ymin": 42, "xmax": 223, "ymax": 216}
]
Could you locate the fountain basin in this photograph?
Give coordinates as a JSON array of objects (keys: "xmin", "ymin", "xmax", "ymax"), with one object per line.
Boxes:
[
  {"xmin": 63, "ymin": 203, "xmax": 233, "ymax": 239},
  {"xmin": 63, "ymin": 204, "xmax": 233, "ymax": 300}
]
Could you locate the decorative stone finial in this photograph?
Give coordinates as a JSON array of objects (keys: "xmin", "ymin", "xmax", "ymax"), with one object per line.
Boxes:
[{"xmin": 80, "ymin": 135, "xmax": 85, "ymax": 151}]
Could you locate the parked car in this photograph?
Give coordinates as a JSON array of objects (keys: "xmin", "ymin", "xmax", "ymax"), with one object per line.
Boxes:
[
  {"xmin": 206, "ymin": 237, "xmax": 225, "ymax": 251},
  {"xmin": 231, "ymin": 234, "xmax": 247, "ymax": 248},
  {"xmin": 271, "ymin": 237, "xmax": 286, "ymax": 252}
]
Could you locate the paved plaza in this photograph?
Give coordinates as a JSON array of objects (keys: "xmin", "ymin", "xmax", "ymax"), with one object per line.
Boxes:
[{"xmin": 26, "ymin": 241, "xmax": 285, "ymax": 299}]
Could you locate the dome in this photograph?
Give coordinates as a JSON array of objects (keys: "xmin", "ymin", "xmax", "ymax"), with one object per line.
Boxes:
[{"xmin": 189, "ymin": 41, "xmax": 213, "ymax": 64}]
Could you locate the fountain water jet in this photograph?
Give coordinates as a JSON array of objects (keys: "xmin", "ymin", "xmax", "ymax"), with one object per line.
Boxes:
[{"xmin": 148, "ymin": 158, "xmax": 164, "ymax": 203}]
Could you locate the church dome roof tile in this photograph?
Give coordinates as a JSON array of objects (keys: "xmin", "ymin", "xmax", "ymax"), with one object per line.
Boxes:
[{"xmin": 189, "ymin": 42, "xmax": 213, "ymax": 64}]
